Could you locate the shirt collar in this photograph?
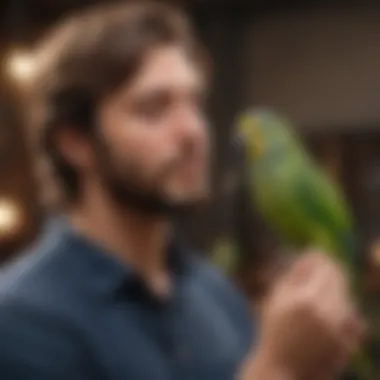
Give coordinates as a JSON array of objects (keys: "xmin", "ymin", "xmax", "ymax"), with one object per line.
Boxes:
[{"xmin": 51, "ymin": 217, "xmax": 192, "ymax": 298}]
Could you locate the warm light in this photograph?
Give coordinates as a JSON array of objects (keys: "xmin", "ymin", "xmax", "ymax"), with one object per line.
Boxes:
[
  {"xmin": 0, "ymin": 199, "xmax": 23, "ymax": 237},
  {"xmin": 6, "ymin": 50, "xmax": 36, "ymax": 84},
  {"xmin": 370, "ymin": 240, "xmax": 380, "ymax": 267}
]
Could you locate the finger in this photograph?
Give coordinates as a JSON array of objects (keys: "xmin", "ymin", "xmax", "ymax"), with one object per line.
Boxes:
[
  {"xmin": 341, "ymin": 311, "xmax": 367, "ymax": 353},
  {"xmin": 331, "ymin": 350, "xmax": 351, "ymax": 376},
  {"xmin": 301, "ymin": 254, "xmax": 337, "ymax": 298},
  {"xmin": 304, "ymin": 251, "xmax": 349, "ymax": 290},
  {"xmin": 284, "ymin": 252, "xmax": 324, "ymax": 287},
  {"xmin": 312, "ymin": 346, "xmax": 350, "ymax": 380},
  {"xmin": 316, "ymin": 262, "xmax": 348, "ymax": 317}
]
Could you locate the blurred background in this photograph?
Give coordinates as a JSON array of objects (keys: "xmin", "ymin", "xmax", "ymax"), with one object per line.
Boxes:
[{"xmin": 1, "ymin": 0, "xmax": 380, "ymax": 366}]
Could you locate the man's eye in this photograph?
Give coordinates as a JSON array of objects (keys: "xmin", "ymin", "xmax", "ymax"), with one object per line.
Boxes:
[
  {"xmin": 135, "ymin": 96, "xmax": 170, "ymax": 120},
  {"xmin": 139, "ymin": 102, "xmax": 165, "ymax": 118}
]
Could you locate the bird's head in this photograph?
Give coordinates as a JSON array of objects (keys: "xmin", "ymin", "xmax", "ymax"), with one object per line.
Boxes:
[{"xmin": 235, "ymin": 109, "xmax": 294, "ymax": 162}]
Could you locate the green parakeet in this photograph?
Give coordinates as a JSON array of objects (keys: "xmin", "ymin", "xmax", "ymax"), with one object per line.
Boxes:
[
  {"xmin": 235, "ymin": 108, "xmax": 373, "ymax": 379},
  {"xmin": 236, "ymin": 109, "xmax": 357, "ymax": 272}
]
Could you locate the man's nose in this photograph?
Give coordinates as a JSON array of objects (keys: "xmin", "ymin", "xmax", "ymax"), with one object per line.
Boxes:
[{"xmin": 174, "ymin": 105, "xmax": 207, "ymax": 141}]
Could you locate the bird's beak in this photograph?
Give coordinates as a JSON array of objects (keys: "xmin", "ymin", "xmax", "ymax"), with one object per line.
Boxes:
[{"xmin": 237, "ymin": 116, "xmax": 263, "ymax": 158}]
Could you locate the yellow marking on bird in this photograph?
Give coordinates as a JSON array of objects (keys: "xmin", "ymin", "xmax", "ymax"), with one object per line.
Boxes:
[
  {"xmin": 240, "ymin": 116, "xmax": 264, "ymax": 158},
  {"xmin": 246, "ymin": 118, "xmax": 264, "ymax": 157},
  {"xmin": 253, "ymin": 119, "xmax": 264, "ymax": 157}
]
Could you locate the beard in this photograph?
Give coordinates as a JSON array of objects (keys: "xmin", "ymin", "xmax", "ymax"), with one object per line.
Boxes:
[
  {"xmin": 93, "ymin": 138, "xmax": 207, "ymax": 216},
  {"xmin": 103, "ymin": 174, "xmax": 177, "ymax": 216}
]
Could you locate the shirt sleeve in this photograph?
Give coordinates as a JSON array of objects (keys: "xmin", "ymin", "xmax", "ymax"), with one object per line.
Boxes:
[{"xmin": 0, "ymin": 299, "xmax": 91, "ymax": 380}]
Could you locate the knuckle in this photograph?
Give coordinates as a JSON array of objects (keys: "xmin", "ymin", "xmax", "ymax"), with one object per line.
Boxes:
[
  {"xmin": 303, "ymin": 251, "xmax": 325, "ymax": 265},
  {"xmin": 295, "ymin": 292, "xmax": 316, "ymax": 315},
  {"xmin": 303, "ymin": 250, "xmax": 321, "ymax": 259},
  {"xmin": 309, "ymin": 303, "xmax": 325, "ymax": 322}
]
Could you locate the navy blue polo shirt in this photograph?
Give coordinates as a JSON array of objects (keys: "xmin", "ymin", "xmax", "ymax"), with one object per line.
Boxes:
[{"xmin": 0, "ymin": 219, "xmax": 255, "ymax": 380}]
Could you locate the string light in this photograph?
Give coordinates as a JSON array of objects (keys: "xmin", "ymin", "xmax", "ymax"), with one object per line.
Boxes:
[
  {"xmin": 370, "ymin": 240, "xmax": 380, "ymax": 267},
  {"xmin": 0, "ymin": 199, "xmax": 23, "ymax": 238},
  {"xmin": 5, "ymin": 49, "xmax": 36, "ymax": 84}
]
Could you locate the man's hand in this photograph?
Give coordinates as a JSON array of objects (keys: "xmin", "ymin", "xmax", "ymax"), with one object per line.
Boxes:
[{"xmin": 240, "ymin": 252, "xmax": 365, "ymax": 380}]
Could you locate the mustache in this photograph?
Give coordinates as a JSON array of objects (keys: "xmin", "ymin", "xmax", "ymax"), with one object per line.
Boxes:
[{"xmin": 164, "ymin": 149, "xmax": 206, "ymax": 172}]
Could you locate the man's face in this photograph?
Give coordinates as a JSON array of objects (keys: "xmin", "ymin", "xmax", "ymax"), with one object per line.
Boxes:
[{"xmin": 95, "ymin": 45, "xmax": 210, "ymax": 214}]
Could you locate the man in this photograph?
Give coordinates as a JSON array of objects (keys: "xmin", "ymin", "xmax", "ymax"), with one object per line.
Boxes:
[{"xmin": 0, "ymin": 2, "xmax": 363, "ymax": 380}]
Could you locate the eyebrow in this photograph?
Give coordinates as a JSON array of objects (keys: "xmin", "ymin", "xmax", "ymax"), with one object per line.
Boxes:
[
  {"xmin": 138, "ymin": 80, "xmax": 204, "ymax": 93},
  {"xmin": 132, "ymin": 83, "xmax": 206, "ymax": 102}
]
